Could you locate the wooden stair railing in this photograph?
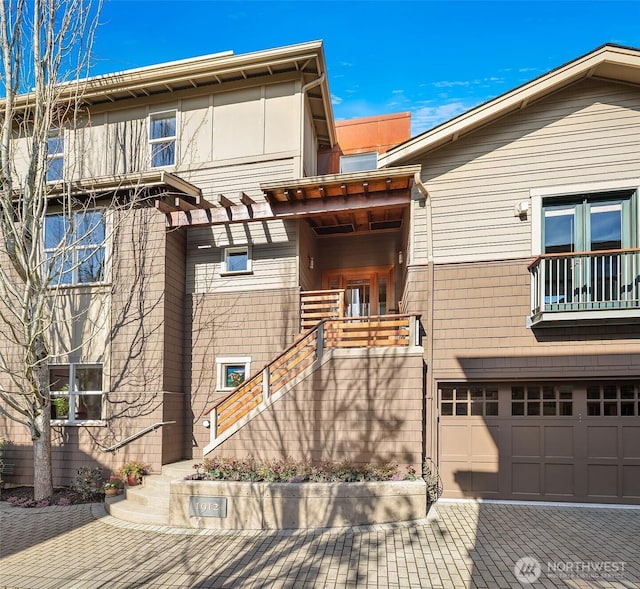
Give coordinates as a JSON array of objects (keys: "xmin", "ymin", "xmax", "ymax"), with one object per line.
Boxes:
[
  {"xmin": 204, "ymin": 314, "xmax": 420, "ymax": 452},
  {"xmin": 300, "ymin": 289, "xmax": 345, "ymax": 330}
]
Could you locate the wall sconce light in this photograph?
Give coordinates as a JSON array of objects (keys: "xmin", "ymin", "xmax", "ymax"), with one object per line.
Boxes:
[
  {"xmin": 202, "ymin": 419, "xmax": 211, "ymax": 429},
  {"xmin": 398, "ymin": 251, "xmax": 404, "ymax": 265},
  {"xmin": 197, "ymin": 244, "xmax": 213, "ymax": 249},
  {"xmin": 308, "ymin": 256, "xmax": 315, "ymax": 270},
  {"xmin": 515, "ymin": 201, "xmax": 530, "ymax": 218}
]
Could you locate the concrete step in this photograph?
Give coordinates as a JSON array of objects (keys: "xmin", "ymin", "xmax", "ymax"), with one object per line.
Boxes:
[
  {"xmin": 105, "ymin": 493, "xmax": 169, "ymax": 526},
  {"xmin": 162, "ymin": 459, "xmax": 200, "ymax": 479},
  {"xmin": 122, "ymin": 482, "xmax": 169, "ymax": 509},
  {"xmin": 104, "ymin": 459, "xmax": 200, "ymax": 527}
]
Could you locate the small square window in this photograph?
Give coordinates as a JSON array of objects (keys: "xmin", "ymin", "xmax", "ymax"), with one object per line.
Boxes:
[
  {"xmin": 222, "ymin": 246, "xmax": 251, "ymax": 275},
  {"xmin": 216, "ymin": 357, "xmax": 251, "ymax": 391}
]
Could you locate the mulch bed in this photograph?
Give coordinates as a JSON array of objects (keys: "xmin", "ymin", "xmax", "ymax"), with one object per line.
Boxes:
[{"xmin": 1, "ymin": 486, "xmax": 102, "ymax": 506}]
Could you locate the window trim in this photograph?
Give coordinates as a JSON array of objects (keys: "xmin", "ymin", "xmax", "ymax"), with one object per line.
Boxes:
[
  {"xmin": 216, "ymin": 357, "xmax": 251, "ymax": 392},
  {"xmin": 43, "ymin": 208, "xmax": 108, "ymax": 287},
  {"xmin": 148, "ymin": 109, "xmax": 177, "ymax": 169},
  {"xmin": 50, "ymin": 363, "xmax": 104, "ymax": 425},
  {"xmin": 220, "ymin": 245, "xmax": 252, "ymax": 276}
]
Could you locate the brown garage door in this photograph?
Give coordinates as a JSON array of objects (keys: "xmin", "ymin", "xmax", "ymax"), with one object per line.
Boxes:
[{"xmin": 438, "ymin": 383, "xmax": 640, "ymax": 504}]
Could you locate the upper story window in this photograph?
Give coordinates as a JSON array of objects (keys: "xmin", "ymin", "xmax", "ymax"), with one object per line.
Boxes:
[
  {"xmin": 149, "ymin": 111, "xmax": 176, "ymax": 168},
  {"xmin": 221, "ymin": 246, "xmax": 251, "ymax": 275},
  {"xmin": 50, "ymin": 364, "xmax": 103, "ymax": 424},
  {"xmin": 339, "ymin": 152, "xmax": 377, "ymax": 173},
  {"xmin": 46, "ymin": 131, "xmax": 64, "ymax": 182},
  {"xmin": 529, "ymin": 186, "xmax": 640, "ymax": 324},
  {"xmin": 44, "ymin": 210, "xmax": 106, "ymax": 286},
  {"xmin": 543, "ymin": 191, "xmax": 635, "ymax": 255}
]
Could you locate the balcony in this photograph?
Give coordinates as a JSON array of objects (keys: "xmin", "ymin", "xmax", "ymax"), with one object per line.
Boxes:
[{"xmin": 529, "ymin": 249, "xmax": 640, "ymax": 326}]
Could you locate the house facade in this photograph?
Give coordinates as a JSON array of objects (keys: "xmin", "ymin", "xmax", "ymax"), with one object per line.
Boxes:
[
  {"xmin": 1, "ymin": 41, "xmax": 639, "ymax": 505},
  {"xmin": 381, "ymin": 43, "xmax": 640, "ymax": 503}
]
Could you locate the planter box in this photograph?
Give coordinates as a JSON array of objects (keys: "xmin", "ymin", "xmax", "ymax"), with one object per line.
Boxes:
[{"xmin": 169, "ymin": 479, "xmax": 427, "ymax": 529}]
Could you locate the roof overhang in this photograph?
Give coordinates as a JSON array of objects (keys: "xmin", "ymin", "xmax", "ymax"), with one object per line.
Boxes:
[
  {"xmin": 380, "ymin": 44, "xmax": 640, "ymax": 166},
  {"xmin": 45, "ymin": 171, "xmax": 207, "ymax": 212},
  {"xmin": 165, "ymin": 165, "xmax": 421, "ymax": 230},
  {"xmin": 8, "ymin": 41, "xmax": 336, "ymax": 147}
]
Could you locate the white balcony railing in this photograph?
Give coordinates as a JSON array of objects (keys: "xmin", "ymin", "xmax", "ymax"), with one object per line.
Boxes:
[{"xmin": 529, "ymin": 249, "xmax": 640, "ymax": 320}]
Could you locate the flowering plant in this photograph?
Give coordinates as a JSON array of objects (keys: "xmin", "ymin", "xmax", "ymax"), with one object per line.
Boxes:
[{"xmin": 103, "ymin": 474, "xmax": 124, "ymax": 490}]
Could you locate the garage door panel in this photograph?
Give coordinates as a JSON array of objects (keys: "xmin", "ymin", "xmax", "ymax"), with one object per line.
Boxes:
[
  {"xmin": 439, "ymin": 460, "xmax": 469, "ymax": 498},
  {"xmin": 471, "ymin": 424, "xmax": 499, "ymax": 460},
  {"xmin": 544, "ymin": 426, "xmax": 574, "ymax": 458},
  {"xmin": 511, "ymin": 426, "xmax": 540, "ymax": 458},
  {"xmin": 622, "ymin": 427, "xmax": 640, "ymax": 458},
  {"xmin": 440, "ymin": 423, "xmax": 469, "ymax": 459},
  {"xmin": 587, "ymin": 426, "xmax": 618, "ymax": 459},
  {"xmin": 544, "ymin": 463, "xmax": 574, "ymax": 496},
  {"xmin": 471, "ymin": 468, "xmax": 499, "ymax": 493},
  {"xmin": 623, "ymin": 465, "xmax": 640, "ymax": 498},
  {"xmin": 512, "ymin": 463, "xmax": 540, "ymax": 495},
  {"xmin": 587, "ymin": 464, "xmax": 619, "ymax": 497}
]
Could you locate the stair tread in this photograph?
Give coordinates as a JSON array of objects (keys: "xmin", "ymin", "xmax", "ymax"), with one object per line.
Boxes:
[{"xmin": 106, "ymin": 496, "xmax": 169, "ymax": 525}]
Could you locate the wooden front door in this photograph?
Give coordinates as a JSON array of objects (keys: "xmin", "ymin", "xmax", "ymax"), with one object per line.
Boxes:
[{"xmin": 323, "ymin": 266, "xmax": 394, "ymax": 317}]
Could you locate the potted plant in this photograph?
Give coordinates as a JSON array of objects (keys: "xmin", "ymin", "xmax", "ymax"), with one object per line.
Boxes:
[
  {"xmin": 119, "ymin": 461, "xmax": 147, "ymax": 486},
  {"xmin": 103, "ymin": 474, "xmax": 124, "ymax": 496}
]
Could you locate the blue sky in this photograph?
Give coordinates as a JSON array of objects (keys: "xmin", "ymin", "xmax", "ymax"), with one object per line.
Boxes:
[{"xmin": 95, "ymin": 1, "xmax": 640, "ymax": 135}]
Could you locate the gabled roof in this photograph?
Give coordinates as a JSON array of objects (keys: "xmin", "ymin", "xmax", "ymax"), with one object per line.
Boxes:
[
  {"xmin": 379, "ymin": 44, "xmax": 640, "ymax": 167},
  {"xmin": 11, "ymin": 41, "xmax": 336, "ymax": 146}
]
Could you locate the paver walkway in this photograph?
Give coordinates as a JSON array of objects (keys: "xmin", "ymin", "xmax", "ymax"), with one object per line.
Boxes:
[{"xmin": 1, "ymin": 499, "xmax": 639, "ymax": 588}]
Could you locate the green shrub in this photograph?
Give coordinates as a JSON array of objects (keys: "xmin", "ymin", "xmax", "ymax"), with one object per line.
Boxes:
[{"xmin": 191, "ymin": 456, "xmax": 418, "ymax": 483}]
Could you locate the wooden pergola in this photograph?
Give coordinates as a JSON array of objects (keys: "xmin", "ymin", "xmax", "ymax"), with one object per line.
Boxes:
[{"xmin": 163, "ymin": 165, "xmax": 421, "ymax": 230}]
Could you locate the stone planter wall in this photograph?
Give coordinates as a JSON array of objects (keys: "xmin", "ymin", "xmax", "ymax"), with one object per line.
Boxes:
[{"xmin": 169, "ymin": 479, "xmax": 427, "ymax": 529}]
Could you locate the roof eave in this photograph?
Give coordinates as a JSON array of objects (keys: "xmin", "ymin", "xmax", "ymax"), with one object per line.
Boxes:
[{"xmin": 380, "ymin": 44, "xmax": 640, "ymax": 167}]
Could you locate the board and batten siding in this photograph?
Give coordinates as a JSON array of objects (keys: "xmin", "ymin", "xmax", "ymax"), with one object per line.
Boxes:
[
  {"xmin": 186, "ymin": 220, "xmax": 298, "ymax": 294},
  {"xmin": 10, "ymin": 80, "xmax": 303, "ymax": 184},
  {"xmin": 412, "ymin": 80, "xmax": 640, "ymax": 264}
]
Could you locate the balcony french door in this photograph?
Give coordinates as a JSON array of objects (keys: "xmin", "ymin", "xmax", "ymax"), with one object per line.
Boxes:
[
  {"xmin": 541, "ymin": 192, "xmax": 637, "ymax": 310},
  {"xmin": 323, "ymin": 266, "xmax": 394, "ymax": 317}
]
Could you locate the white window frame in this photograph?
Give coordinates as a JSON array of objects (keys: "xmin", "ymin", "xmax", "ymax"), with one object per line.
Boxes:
[
  {"xmin": 216, "ymin": 357, "xmax": 251, "ymax": 392},
  {"xmin": 148, "ymin": 109, "xmax": 177, "ymax": 169},
  {"xmin": 50, "ymin": 363, "xmax": 104, "ymax": 425},
  {"xmin": 43, "ymin": 208, "xmax": 108, "ymax": 287},
  {"xmin": 46, "ymin": 130, "xmax": 64, "ymax": 183},
  {"xmin": 221, "ymin": 245, "xmax": 252, "ymax": 275}
]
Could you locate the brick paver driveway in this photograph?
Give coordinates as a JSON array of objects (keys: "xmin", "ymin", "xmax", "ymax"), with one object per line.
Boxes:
[{"xmin": 1, "ymin": 500, "xmax": 639, "ymax": 588}]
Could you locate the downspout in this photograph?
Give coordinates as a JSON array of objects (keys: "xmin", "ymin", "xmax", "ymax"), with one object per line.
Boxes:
[
  {"xmin": 412, "ymin": 173, "xmax": 438, "ymax": 473},
  {"xmin": 299, "ymin": 73, "xmax": 326, "ymax": 177}
]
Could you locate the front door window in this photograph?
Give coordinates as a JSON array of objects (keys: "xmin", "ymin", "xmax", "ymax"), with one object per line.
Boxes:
[{"xmin": 324, "ymin": 266, "xmax": 394, "ymax": 317}]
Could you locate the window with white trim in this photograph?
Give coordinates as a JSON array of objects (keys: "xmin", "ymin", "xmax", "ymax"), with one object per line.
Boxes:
[
  {"xmin": 46, "ymin": 131, "xmax": 64, "ymax": 182},
  {"xmin": 44, "ymin": 209, "xmax": 106, "ymax": 286},
  {"xmin": 149, "ymin": 111, "xmax": 176, "ymax": 168},
  {"xmin": 221, "ymin": 246, "xmax": 251, "ymax": 275},
  {"xmin": 216, "ymin": 357, "xmax": 251, "ymax": 391},
  {"xmin": 50, "ymin": 364, "xmax": 103, "ymax": 423}
]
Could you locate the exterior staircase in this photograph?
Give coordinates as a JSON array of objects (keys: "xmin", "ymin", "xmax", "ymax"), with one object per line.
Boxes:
[{"xmin": 105, "ymin": 459, "xmax": 199, "ymax": 526}]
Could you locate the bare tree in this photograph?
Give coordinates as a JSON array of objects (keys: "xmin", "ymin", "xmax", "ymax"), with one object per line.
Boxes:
[{"xmin": 0, "ymin": 0, "xmax": 103, "ymax": 499}]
